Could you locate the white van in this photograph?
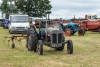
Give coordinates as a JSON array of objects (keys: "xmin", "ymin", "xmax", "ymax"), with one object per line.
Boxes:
[{"xmin": 8, "ymin": 15, "xmax": 30, "ymax": 34}]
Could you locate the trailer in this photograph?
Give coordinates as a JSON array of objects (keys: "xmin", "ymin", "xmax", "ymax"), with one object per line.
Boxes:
[{"xmin": 77, "ymin": 14, "xmax": 100, "ymax": 33}]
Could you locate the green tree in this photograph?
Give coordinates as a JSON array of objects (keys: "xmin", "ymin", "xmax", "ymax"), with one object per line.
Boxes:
[
  {"xmin": 15, "ymin": 0, "xmax": 52, "ymax": 17},
  {"xmin": 0, "ymin": 0, "xmax": 52, "ymax": 17},
  {"xmin": 0, "ymin": 0, "xmax": 18, "ymax": 15}
]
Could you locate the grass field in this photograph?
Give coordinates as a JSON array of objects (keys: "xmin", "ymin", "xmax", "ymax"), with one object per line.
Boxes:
[{"xmin": 0, "ymin": 27, "xmax": 100, "ymax": 67}]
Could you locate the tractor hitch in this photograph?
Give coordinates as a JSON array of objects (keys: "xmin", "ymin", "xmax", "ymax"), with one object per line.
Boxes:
[{"xmin": 5, "ymin": 33, "xmax": 27, "ymax": 48}]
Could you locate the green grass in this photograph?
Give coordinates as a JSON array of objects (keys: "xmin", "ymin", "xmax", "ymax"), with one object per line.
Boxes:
[{"xmin": 0, "ymin": 27, "xmax": 100, "ymax": 67}]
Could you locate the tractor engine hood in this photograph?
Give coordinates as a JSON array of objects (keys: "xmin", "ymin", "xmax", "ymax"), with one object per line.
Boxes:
[{"xmin": 47, "ymin": 27, "xmax": 63, "ymax": 34}]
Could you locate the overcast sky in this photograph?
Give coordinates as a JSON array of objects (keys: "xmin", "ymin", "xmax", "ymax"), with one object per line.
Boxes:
[
  {"xmin": 0, "ymin": 0, "xmax": 100, "ymax": 19},
  {"xmin": 0, "ymin": 0, "xmax": 2, "ymax": 18},
  {"xmin": 49, "ymin": 0, "xmax": 100, "ymax": 19}
]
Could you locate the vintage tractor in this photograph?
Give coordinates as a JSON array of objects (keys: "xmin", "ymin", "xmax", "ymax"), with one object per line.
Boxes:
[
  {"xmin": 55, "ymin": 21, "xmax": 85, "ymax": 36},
  {"xmin": 78, "ymin": 14, "xmax": 100, "ymax": 33},
  {"xmin": 26, "ymin": 20, "xmax": 73, "ymax": 55}
]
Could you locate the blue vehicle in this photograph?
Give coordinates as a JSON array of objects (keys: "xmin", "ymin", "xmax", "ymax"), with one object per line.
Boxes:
[
  {"xmin": 3, "ymin": 19, "xmax": 9, "ymax": 28},
  {"xmin": 55, "ymin": 21, "xmax": 84, "ymax": 36}
]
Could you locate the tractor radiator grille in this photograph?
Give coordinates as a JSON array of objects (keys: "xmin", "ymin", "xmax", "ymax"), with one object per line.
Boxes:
[
  {"xmin": 52, "ymin": 34, "xmax": 57, "ymax": 43},
  {"xmin": 58, "ymin": 33, "xmax": 62, "ymax": 43},
  {"xmin": 52, "ymin": 33, "xmax": 62, "ymax": 44}
]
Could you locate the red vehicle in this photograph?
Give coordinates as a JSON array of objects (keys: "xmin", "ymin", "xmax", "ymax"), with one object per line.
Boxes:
[{"xmin": 78, "ymin": 14, "xmax": 100, "ymax": 33}]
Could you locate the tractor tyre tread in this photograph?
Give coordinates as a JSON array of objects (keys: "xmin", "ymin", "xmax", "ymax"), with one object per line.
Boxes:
[{"xmin": 27, "ymin": 27, "xmax": 38, "ymax": 51}]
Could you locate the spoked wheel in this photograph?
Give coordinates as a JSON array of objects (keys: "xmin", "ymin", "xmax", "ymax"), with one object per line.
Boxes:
[
  {"xmin": 67, "ymin": 40, "xmax": 73, "ymax": 54},
  {"xmin": 12, "ymin": 43, "xmax": 15, "ymax": 48},
  {"xmin": 78, "ymin": 28, "xmax": 84, "ymax": 36},
  {"xmin": 37, "ymin": 40, "xmax": 43, "ymax": 55},
  {"xmin": 65, "ymin": 29, "xmax": 71, "ymax": 36}
]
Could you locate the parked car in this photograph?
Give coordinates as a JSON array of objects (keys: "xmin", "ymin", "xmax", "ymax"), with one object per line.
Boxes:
[
  {"xmin": 3, "ymin": 19, "xmax": 9, "ymax": 28},
  {"xmin": 0, "ymin": 18, "xmax": 4, "ymax": 27},
  {"xmin": 8, "ymin": 15, "xmax": 30, "ymax": 34}
]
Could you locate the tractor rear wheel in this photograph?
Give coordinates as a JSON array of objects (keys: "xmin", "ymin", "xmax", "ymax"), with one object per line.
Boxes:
[
  {"xmin": 37, "ymin": 40, "xmax": 43, "ymax": 55},
  {"xmin": 67, "ymin": 40, "xmax": 73, "ymax": 54},
  {"xmin": 65, "ymin": 29, "xmax": 71, "ymax": 36},
  {"xmin": 27, "ymin": 27, "xmax": 38, "ymax": 52},
  {"xmin": 78, "ymin": 28, "xmax": 84, "ymax": 36}
]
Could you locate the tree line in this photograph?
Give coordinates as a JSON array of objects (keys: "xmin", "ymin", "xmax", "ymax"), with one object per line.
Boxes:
[{"xmin": 0, "ymin": 0, "xmax": 52, "ymax": 17}]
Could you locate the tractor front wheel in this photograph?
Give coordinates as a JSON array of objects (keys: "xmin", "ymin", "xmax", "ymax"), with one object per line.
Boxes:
[
  {"xmin": 37, "ymin": 40, "xmax": 43, "ymax": 55},
  {"xmin": 78, "ymin": 28, "xmax": 84, "ymax": 36},
  {"xmin": 65, "ymin": 29, "xmax": 71, "ymax": 36},
  {"xmin": 67, "ymin": 40, "xmax": 73, "ymax": 54}
]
